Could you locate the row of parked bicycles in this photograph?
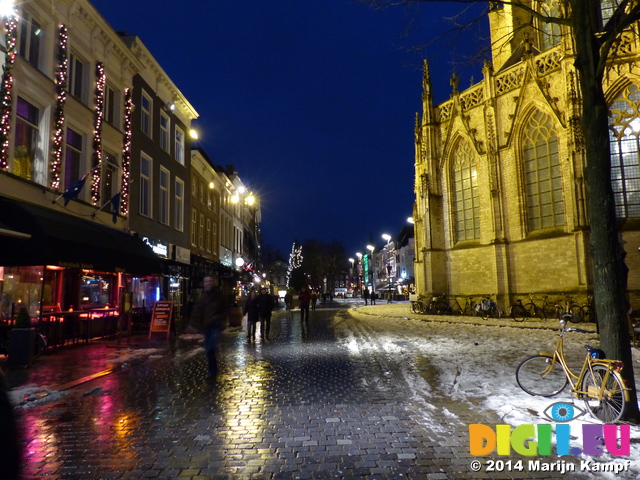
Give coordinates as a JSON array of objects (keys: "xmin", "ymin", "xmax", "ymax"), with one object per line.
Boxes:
[{"xmin": 409, "ymin": 293, "xmax": 596, "ymax": 323}]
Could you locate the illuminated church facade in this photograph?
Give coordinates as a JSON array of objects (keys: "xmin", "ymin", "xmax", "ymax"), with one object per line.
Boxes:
[{"xmin": 413, "ymin": 2, "xmax": 640, "ymax": 309}]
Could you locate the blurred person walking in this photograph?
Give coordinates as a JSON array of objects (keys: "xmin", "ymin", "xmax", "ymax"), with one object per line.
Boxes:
[
  {"xmin": 189, "ymin": 276, "xmax": 228, "ymax": 378},
  {"xmin": 257, "ymin": 287, "xmax": 275, "ymax": 340}
]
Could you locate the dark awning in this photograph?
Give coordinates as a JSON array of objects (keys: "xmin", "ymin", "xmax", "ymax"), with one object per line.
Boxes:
[{"xmin": 0, "ymin": 196, "xmax": 162, "ymax": 276}]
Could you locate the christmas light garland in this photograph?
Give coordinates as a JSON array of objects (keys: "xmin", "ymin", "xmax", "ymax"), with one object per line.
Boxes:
[
  {"xmin": 0, "ymin": 16, "xmax": 17, "ymax": 169},
  {"xmin": 91, "ymin": 61, "xmax": 106, "ymax": 204},
  {"xmin": 121, "ymin": 87, "xmax": 133, "ymax": 215},
  {"xmin": 51, "ymin": 24, "xmax": 68, "ymax": 189}
]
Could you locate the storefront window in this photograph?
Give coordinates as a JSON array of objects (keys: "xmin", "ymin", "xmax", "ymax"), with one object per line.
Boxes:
[
  {"xmin": 80, "ymin": 274, "xmax": 113, "ymax": 308},
  {"xmin": 130, "ymin": 276, "xmax": 162, "ymax": 310},
  {"xmin": 0, "ymin": 266, "xmax": 43, "ymax": 321}
]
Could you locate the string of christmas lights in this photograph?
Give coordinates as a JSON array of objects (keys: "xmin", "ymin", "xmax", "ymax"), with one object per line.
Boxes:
[
  {"xmin": 0, "ymin": 16, "xmax": 17, "ymax": 169},
  {"xmin": 121, "ymin": 88, "xmax": 133, "ymax": 215},
  {"xmin": 91, "ymin": 61, "xmax": 106, "ymax": 204},
  {"xmin": 51, "ymin": 25, "xmax": 68, "ymax": 189}
]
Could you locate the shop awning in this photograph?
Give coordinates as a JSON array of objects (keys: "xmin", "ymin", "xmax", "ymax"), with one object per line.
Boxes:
[{"xmin": 0, "ymin": 196, "xmax": 162, "ymax": 276}]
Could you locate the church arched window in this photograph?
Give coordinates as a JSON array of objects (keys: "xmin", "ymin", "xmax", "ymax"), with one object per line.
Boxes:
[
  {"xmin": 539, "ymin": 0, "xmax": 562, "ymax": 50},
  {"xmin": 452, "ymin": 140, "xmax": 480, "ymax": 243},
  {"xmin": 601, "ymin": 0, "xmax": 621, "ymax": 28},
  {"xmin": 522, "ymin": 110, "xmax": 564, "ymax": 230},
  {"xmin": 609, "ymin": 85, "xmax": 640, "ymax": 218}
]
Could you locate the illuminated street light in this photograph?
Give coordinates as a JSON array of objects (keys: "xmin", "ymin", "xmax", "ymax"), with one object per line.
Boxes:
[
  {"xmin": 382, "ymin": 233, "xmax": 391, "ymax": 243},
  {"xmin": 189, "ymin": 129, "xmax": 199, "ymax": 140},
  {"xmin": 407, "ymin": 217, "xmax": 415, "ymax": 224},
  {"xmin": 0, "ymin": 0, "xmax": 15, "ymax": 17}
]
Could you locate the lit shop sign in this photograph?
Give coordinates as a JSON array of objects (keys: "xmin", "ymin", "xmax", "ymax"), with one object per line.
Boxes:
[{"xmin": 142, "ymin": 237, "xmax": 168, "ymax": 258}]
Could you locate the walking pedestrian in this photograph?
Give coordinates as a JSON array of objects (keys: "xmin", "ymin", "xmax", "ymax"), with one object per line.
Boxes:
[
  {"xmin": 371, "ymin": 291, "xmax": 377, "ymax": 305},
  {"xmin": 387, "ymin": 291, "xmax": 392, "ymax": 303},
  {"xmin": 189, "ymin": 276, "xmax": 228, "ymax": 378},
  {"xmin": 299, "ymin": 286, "xmax": 311, "ymax": 324},
  {"xmin": 257, "ymin": 287, "xmax": 275, "ymax": 340},
  {"xmin": 284, "ymin": 291, "xmax": 293, "ymax": 311},
  {"xmin": 363, "ymin": 288, "xmax": 369, "ymax": 305},
  {"xmin": 311, "ymin": 290, "xmax": 318, "ymax": 311},
  {"xmin": 244, "ymin": 289, "xmax": 260, "ymax": 343}
]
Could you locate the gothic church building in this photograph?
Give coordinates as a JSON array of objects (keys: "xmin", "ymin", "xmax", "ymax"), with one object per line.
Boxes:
[{"xmin": 413, "ymin": 2, "xmax": 640, "ymax": 309}]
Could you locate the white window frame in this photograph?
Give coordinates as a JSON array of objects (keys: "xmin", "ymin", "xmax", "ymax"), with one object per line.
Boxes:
[
  {"xmin": 159, "ymin": 166, "xmax": 170, "ymax": 226},
  {"xmin": 105, "ymin": 85, "xmax": 118, "ymax": 128},
  {"xmin": 175, "ymin": 127, "xmax": 185, "ymax": 165},
  {"xmin": 160, "ymin": 111, "xmax": 170, "ymax": 152},
  {"xmin": 174, "ymin": 177, "xmax": 185, "ymax": 231},
  {"xmin": 68, "ymin": 53, "xmax": 87, "ymax": 103},
  {"xmin": 141, "ymin": 91, "xmax": 152, "ymax": 137},
  {"xmin": 18, "ymin": 9, "xmax": 42, "ymax": 69},
  {"xmin": 191, "ymin": 208, "xmax": 197, "ymax": 246},
  {"xmin": 140, "ymin": 153, "xmax": 152, "ymax": 218}
]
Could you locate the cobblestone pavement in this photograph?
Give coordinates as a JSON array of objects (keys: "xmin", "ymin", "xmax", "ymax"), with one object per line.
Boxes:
[{"xmin": 11, "ymin": 302, "xmax": 606, "ymax": 479}]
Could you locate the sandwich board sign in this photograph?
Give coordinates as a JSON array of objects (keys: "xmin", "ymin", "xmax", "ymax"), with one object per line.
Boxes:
[{"xmin": 149, "ymin": 301, "xmax": 173, "ymax": 339}]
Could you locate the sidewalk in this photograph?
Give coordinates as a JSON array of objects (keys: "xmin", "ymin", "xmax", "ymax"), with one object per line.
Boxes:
[{"xmin": 1, "ymin": 333, "xmax": 176, "ymax": 394}]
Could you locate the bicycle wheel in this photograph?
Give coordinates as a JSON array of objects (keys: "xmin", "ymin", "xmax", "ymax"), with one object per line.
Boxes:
[
  {"xmin": 510, "ymin": 304, "xmax": 526, "ymax": 322},
  {"xmin": 581, "ymin": 365, "xmax": 626, "ymax": 423},
  {"xmin": 568, "ymin": 305, "xmax": 583, "ymax": 323},
  {"xmin": 33, "ymin": 333, "xmax": 47, "ymax": 359},
  {"xmin": 525, "ymin": 303, "xmax": 545, "ymax": 320},
  {"xmin": 410, "ymin": 301, "xmax": 420, "ymax": 314},
  {"xmin": 581, "ymin": 306, "xmax": 596, "ymax": 324},
  {"xmin": 516, "ymin": 355, "xmax": 568, "ymax": 397}
]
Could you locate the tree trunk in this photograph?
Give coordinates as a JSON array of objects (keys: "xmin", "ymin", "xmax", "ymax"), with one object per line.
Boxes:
[{"xmin": 571, "ymin": 0, "xmax": 639, "ymax": 421}]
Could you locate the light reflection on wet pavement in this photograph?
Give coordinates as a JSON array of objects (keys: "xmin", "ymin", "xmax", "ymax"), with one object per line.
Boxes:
[{"xmin": 13, "ymin": 304, "xmax": 590, "ymax": 479}]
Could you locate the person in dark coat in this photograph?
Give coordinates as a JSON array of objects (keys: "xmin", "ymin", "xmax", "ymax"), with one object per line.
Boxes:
[
  {"xmin": 298, "ymin": 286, "xmax": 311, "ymax": 324},
  {"xmin": 363, "ymin": 288, "xmax": 369, "ymax": 305},
  {"xmin": 244, "ymin": 290, "xmax": 260, "ymax": 343},
  {"xmin": 257, "ymin": 287, "xmax": 275, "ymax": 340},
  {"xmin": 189, "ymin": 276, "xmax": 228, "ymax": 377}
]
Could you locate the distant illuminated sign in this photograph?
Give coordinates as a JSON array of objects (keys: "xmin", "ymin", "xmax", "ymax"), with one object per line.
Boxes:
[{"xmin": 142, "ymin": 237, "xmax": 168, "ymax": 258}]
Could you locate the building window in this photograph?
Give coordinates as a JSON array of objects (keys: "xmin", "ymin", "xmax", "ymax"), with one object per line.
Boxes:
[
  {"xmin": 18, "ymin": 10, "xmax": 41, "ymax": 69},
  {"xmin": 140, "ymin": 154, "xmax": 152, "ymax": 217},
  {"xmin": 101, "ymin": 152, "xmax": 119, "ymax": 202},
  {"xmin": 199, "ymin": 213, "xmax": 205, "ymax": 248},
  {"xmin": 192, "ymin": 175, "xmax": 198, "ymax": 197},
  {"xmin": 105, "ymin": 85, "xmax": 118, "ymax": 127},
  {"xmin": 539, "ymin": 0, "xmax": 561, "ymax": 50},
  {"xmin": 199, "ymin": 183, "xmax": 204, "ymax": 203},
  {"xmin": 609, "ymin": 84, "xmax": 640, "ymax": 218},
  {"xmin": 452, "ymin": 140, "xmax": 480, "ymax": 242},
  {"xmin": 206, "ymin": 218, "xmax": 212, "ymax": 252},
  {"xmin": 175, "ymin": 127, "xmax": 185, "ymax": 165},
  {"xmin": 141, "ymin": 91, "xmax": 152, "ymax": 137},
  {"xmin": 160, "ymin": 112, "xmax": 170, "ymax": 152},
  {"xmin": 174, "ymin": 178, "xmax": 184, "ymax": 231},
  {"xmin": 213, "ymin": 221, "xmax": 218, "ymax": 253},
  {"xmin": 159, "ymin": 167, "xmax": 170, "ymax": 225},
  {"xmin": 208, "ymin": 190, "xmax": 213, "ymax": 210},
  {"xmin": 64, "ymin": 128, "xmax": 83, "ymax": 192},
  {"xmin": 601, "ymin": 0, "xmax": 621, "ymax": 27},
  {"xmin": 191, "ymin": 208, "xmax": 197, "ymax": 246},
  {"xmin": 523, "ymin": 110, "xmax": 564, "ymax": 230},
  {"xmin": 68, "ymin": 53, "xmax": 86, "ymax": 102},
  {"xmin": 13, "ymin": 97, "xmax": 44, "ymax": 184}
]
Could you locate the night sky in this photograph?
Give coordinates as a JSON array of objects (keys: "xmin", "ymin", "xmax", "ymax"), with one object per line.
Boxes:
[{"xmin": 90, "ymin": 0, "xmax": 489, "ymax": 258}]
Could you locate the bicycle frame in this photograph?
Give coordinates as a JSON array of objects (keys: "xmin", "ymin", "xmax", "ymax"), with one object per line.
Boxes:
[{"xmin": 538, "ymin": 325, "xmax": 631, "ymax": 402}]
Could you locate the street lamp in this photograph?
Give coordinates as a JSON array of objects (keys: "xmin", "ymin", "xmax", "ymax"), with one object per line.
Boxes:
[
  {"xmin": 381, "ymin": 234, "xmax": 393, "ymax": 302},
  {"xmin": 366, "ymin": 245, "xmax": 375, "ymax": 303}
]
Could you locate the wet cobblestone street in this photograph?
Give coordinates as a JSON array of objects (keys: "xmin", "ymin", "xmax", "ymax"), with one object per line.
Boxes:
[{"xmin": 11, "ymin": 303, "xmax": 613, "ymax": 479}]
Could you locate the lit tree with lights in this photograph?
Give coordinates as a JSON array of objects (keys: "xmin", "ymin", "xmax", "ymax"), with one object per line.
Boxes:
[{"xmin": 286, "ymin": 241, "xmax": 305, "ymax": 290}]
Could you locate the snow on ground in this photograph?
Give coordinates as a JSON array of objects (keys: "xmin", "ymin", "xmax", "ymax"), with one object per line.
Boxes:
[{"xmin": 340, "ymin": 304, "xmax": 640, "ymax": 479}]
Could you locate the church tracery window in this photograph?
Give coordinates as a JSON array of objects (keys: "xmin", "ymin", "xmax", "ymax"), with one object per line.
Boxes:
[
  {"xmin": 609, "ymin": 85, "xmax": 640, "ymax": 218},
  {"xmin": 539, "ymin": 0, "xmax": 562, "ymax": 50},
  {"xmin": 452, "ymin": 140, "xmax": 480, "ymax": 243},
  {"xmin": 522, "ymin": 110, "xmax": 564, "ymax": 231}
]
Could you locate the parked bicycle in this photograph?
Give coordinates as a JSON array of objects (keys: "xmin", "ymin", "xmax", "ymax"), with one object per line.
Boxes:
[
  {"xmin": 554, "ymin": 293, "xmax": 585, "ymax": 323},
  {"xmin": 515, "ymin": 315, "xmax": 630, "ymax": 423},
  {"xmin": 425, "ymin": 294, "xmax": 451, "ymax": 315},
  {"xmin": 449, "ymin": 294, "xmax": 477, "ymax": 316},
  {"xmin": 475, "ymin": 294, "xmax": 501, "ymax": 320},
  {"xmin": 510, "ymin": 298, "xmax": 535, "ymax": 322}
]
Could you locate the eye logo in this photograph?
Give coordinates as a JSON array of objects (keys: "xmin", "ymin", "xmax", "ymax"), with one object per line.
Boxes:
[{"xmin": 543, "ymin": 402, "xmax": 586, "ymax": 422}]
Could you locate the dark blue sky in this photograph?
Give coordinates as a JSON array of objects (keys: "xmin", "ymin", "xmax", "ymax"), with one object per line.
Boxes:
[{"xmin": 90, "ymin": 0, "xmax": 488, "ymax": 258}]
